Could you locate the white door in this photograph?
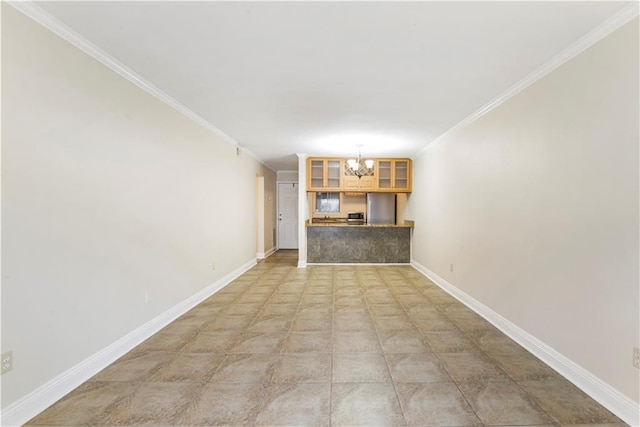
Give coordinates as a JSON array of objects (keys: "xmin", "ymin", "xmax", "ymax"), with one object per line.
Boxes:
[{"xmin": 278, "ymin": 182, "xmax": 298, "ymax": 249}]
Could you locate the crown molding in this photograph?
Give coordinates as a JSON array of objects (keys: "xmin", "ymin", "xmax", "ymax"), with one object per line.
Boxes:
[
  {"xmin": 237, "ymin": 145, "xmax": 276, "ymax": 172},
  {"xmin": 7, "ymin": 1, "xmax": 271, "ymax": 168},
  {"xmin": 414, "ymin": 2, "xmax": 640, "ymax": 159}
]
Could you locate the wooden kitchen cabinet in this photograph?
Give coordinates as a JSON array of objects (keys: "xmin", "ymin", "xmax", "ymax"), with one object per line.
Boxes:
[
  {"xmin": 307, "ymin": 158, "xmax": 342, "ymax": 191},
  {"xmin": 343, "ymin": 175, "xmax": 376, "ymax": 191},
  {"xmin": 307, "ymin": 157, "xmax": 411, "ymax": 192},
  {"xmin": 343, "ymin": 159, "xmax": 376, "ymax": 191},
  {"xmin": 376, "ymin": 159, "xmax": 412, "ymax": 192}
]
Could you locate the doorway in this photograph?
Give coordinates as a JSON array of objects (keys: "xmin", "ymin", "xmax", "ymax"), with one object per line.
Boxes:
[
  {"xmin": 256, "ymin": 175, "xmax": 265, "ymax": 258},
  {"xmin": 278, "ymin": 182, "xmax": 298, "ymax": 249}
]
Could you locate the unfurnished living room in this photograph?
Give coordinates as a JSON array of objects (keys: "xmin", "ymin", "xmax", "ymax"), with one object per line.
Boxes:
[{"xmin": 1, "ymin": 1, "xmax": 639, "ymax": 426}]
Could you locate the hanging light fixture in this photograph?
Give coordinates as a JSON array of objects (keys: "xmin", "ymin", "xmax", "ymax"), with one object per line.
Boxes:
[{"xmin": 347, "ymin": 144, "xmax": 374, "ymax": 178}]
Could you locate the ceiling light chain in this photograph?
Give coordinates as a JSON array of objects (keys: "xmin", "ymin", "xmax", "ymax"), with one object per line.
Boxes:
[{"xmin": 346, "ymin": 144, "xmax": 374, "ymax": 178}]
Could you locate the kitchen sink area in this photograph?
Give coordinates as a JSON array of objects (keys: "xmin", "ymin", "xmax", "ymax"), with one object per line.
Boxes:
[
  {"xmin": 311, "ymin": 217, "xmax": 349, "ymax": 224},
  {"xmin": 305, "ymin": 192, "xmax": 413, "ymax": 264},
  {"xmin": 311, "ymin": 212, "xmax": 365, "ymax": 225}
]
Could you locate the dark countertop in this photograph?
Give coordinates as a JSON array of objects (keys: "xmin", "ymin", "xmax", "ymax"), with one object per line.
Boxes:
[
  {"xmin": 307, "ymin": 223, "xmax": 411, "ymax": 263},
  {"xmin": 306, "ymin": 219, "xmax": 414, "ymax": 228}
]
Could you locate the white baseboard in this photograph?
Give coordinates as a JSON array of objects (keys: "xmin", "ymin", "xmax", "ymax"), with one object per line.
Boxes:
[
  {"xmin": 410, "ymin": 259, "xmax": 639, "ymax": 426},
  {"xmin": 0, "ymin": 258, "xmax": 257, "ymax": 427},
  {"xmin": 265, "ymin": 247, "xmax": 277, "ymax": 258},
  {"xmin": 257, "ymin": 247, "xmax": 277, "ymax": 260}
]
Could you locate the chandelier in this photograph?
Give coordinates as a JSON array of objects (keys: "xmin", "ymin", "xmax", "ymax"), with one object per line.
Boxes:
[{"xmin": 346, "ymin": 144, "xmax": 374, "ymax": 178}]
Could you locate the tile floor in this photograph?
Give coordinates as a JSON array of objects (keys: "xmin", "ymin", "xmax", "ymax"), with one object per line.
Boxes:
[{"xmin": 26, "ymin": 250, "xmax": 627, "ymax": 426}]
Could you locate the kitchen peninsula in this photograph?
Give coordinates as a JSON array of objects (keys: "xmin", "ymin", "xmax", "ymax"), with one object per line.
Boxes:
[
  {"xmin": 306, "ymin": 220, "xmax": 413, "ymax": 263},
  {"xmin": 304, "ymin": 156, "xmax": 414, "ymax": 264}
]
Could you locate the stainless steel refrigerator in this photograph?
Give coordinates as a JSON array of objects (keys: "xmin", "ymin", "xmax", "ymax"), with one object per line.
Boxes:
[{"xmin": 367, "ymin": 193, "xmax": 396, "ymax": 225}]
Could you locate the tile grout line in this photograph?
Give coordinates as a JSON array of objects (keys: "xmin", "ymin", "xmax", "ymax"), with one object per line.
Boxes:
[
  {"xmin": 406, "ymin": 267, "xmax": 566, "ymax": 426},
  {"xmin": 403, "ymin": 267, "xmax": 489, "ymax": 425},
  {"xmin": 329, "ymin": 265, "xmax": 336, "ymax": 427},
  {"xmin": 25, "ymin": 252, "xmax": 627, "ymax": 426},
  {"xmin": 394, "ymin": 266, "xmax": 488, "ymax": 426},
  {"xmin": 236, "ymin": 261, "xmax": 285, "ymax": 426},
  {"xmin": 361, "ymin": 265, "xmax": 410, "ymax": 427},
  {"xmin": 480, "ymin": 350, "xmax": 562, "ymax": 426}
]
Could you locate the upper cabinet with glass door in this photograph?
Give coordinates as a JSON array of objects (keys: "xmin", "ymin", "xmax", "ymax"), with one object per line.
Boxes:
[
  {"xmin": 307, "ymin": 158, "xmax": 343, "ymax": 191},
  {"xmin": 307, "ymin": 157, "xmax": 411, "ymax": 192},
  {"xmin": 376, "ymin": 159, "xmax": 412, "ymax": 192}
]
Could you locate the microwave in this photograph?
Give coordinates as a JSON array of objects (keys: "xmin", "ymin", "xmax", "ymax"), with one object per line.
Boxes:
[{"xmin": 347, "ymin": 212, "xmax": 365, "ymax": 225}]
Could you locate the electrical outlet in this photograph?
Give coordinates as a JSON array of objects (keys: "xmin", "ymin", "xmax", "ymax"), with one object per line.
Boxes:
[
  {"xmin": 633, "ymin": 347, "xmax": 640, "ymax": 369},
  {"xmin": 212, "ymin": 261, "xmax": 216, "ymax": 271},
  {"xmin": 1, "ymin": 351, "xmax": 13, "ymax": 375},
  {"xmin": 450, "ymin": 264, "xmax": 454, "ymax": 272}
]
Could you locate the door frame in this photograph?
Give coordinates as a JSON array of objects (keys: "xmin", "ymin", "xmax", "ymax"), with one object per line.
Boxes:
[
  {"xmin": 276, "ymin": 181, "xmax": 298, "ymax": 250},
  {"xmin": 256, "ymin": 175, "xmax": 265, "ymax": 259}
]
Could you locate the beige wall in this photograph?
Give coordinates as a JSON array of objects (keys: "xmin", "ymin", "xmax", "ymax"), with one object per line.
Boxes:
[
  {"xmin": 308, "ymin": 192, "xmax": 367, "ymax": 218},
  {"xmin": 277, "ymin": 170, "xmax": 298, "ymax": 182},
  {"xmin": 265, "ymin": 169, "xmax": 277, "ymax": 253},
  {"xmin": 396, "ymin": 193, "xmax": 408, "ymax": 224},
  {"xmin": 1, "ymin": 5, "xmax": 271, "ymax": 408},
  {"xmin": 340, "ymin": 194, "xmax": 367, "ymax": 217},
  {"xmin": 408, "ymin": 18, "xmax": 639, "ymax": 404},
  {"xmin": 261, "ymin": 169, "xmax": 277, "ymax": 253}
]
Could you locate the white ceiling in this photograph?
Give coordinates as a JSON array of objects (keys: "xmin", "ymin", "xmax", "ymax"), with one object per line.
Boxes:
[{"xmin": 34, "ymin": 1, "xmax": 631, "ymax": 171}]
